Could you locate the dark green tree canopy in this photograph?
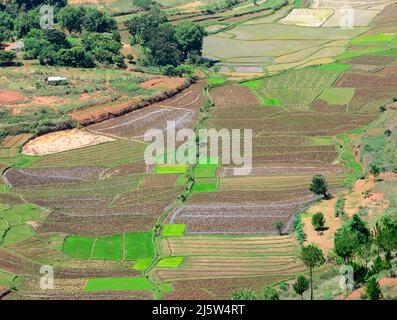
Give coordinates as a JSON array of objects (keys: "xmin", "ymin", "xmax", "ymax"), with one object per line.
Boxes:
[
  {"xmin": 312, "ymin": 212, "xmax": 325, "ymax": 232},
  {"xmin": 174, "ymin": 21, "xmax": 207, "ymax": 60},
  {"xmin": 261, "ymin": 286, "xmax": 279, "ymax": 300},
  {"xmin": 300, "ymin": 244, "xmax": 325, "ymax": 269},
  {"xmin": 292, "ymin": 275, "xmax": 309, "ymax": 299},
  {"xmin": 57, "ymin": 5, "xmax": 86, "ymax": 33},
  {"xmin": 365, "ymin": 277, "xmax": 382, "ymax": 300},
  {"xmin": 310, "ymin": 174, "xmax": 329, "ymax": 198}
]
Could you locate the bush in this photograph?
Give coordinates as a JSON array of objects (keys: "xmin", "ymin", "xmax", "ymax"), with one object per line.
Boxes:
[
  {"xmin": 231, "ymin": 289, "xmax": 257, "ymax": 300},
  {"xmin": 293, "ymin": 212, "xmax": 305, "ymax": 246},
  {"xmin": 335, "ymin": 195, "xmax": 346, "ymax": 217},
  {"xmin": 261, "ymin": 286, "xmax": 279, "ymax": 300}
]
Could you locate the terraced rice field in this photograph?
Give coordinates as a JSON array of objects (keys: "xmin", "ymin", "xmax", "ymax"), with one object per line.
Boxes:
[{"xmin": 152, "ymin": 234, "xmax": 305, "ymax": 298}]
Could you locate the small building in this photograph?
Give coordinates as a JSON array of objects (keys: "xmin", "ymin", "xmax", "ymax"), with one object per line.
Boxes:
[
  {"xmin": 5, "ymin": 41, "xmax": 24, "ymax": 52},
  {"xmin": 46, "ymin": 77, "xmax": 68, "ymax": 85}
]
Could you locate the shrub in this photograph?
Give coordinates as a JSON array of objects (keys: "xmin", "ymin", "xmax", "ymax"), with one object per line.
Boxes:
[{"xmin": 335, "ymin": 195, "xmax": 345, "ymax": 217}]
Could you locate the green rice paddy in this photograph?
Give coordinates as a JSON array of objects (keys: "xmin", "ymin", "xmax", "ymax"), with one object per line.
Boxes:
[
  {"xmin": 132, "ymin": 258, "xmax": 153, "ymax": 271},
  {"xmin": 161, "ymin": 224, "xmax": 186, "ymax": 237},
  {"xmin": 156, "ymin": 256, "xmax": 184, "ymax": 268},
  {"xmin": 85, "ymin": 276, "xmax": 154, "ymax": 291},
  {"xmin": 154, "ymin": 164, "xmax": 187, "ymax": 174},
  {"xmin": 192, "ymin": 178, "xmax": 218, "ymax": 192},
  {"xmin": 63, "ymin": 232, "xmax": 154, "ymax": 261}
]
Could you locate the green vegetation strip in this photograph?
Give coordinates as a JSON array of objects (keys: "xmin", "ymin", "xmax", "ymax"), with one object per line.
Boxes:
[
  {"xmin": 132, "ymin": 258, "xmax": 153, "ymax": 271},
  {"xmin": 156, "ymin": 256, "xmax": 184, "ymax": 268},
  {"xmin": 207, "ymin": 77, "xmax": 226, "ymax": 85},
  {"xmin": 154, "ymin": 164, "xmax": 187, "ymax": 174},
  {"xmin": 85, "ymin": 277, "xmax": 154, "ymax": 291},
  {"xmin": 162, "ymin": 224, "xmax": 186, "ymax": 237},
  {"xmin": 351, "ymin": 33, "xmax": 395, "ymax": 44}
]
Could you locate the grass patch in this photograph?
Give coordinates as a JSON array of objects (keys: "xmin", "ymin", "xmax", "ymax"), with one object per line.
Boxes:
[
  {"xmin": 207, "ymin": 77, "xmax": 226, "ymax": 85},
  {"xmin": 156, "ymin": 256, "xmax": 184, "ymax": 268},
  {"xmin": 125, "ymin": 232, "xmax": 154, "ymax": 260},
  {"xmin": 352, "ymin": 33, "xmax": 395, "ymax": 44},
  {"xmin": 154, "ymin": 164, "xmax": 187, "ymax": 174},
  {"xmin": 2, "ymin": 225, "xmax": 36, "ymax": 246},
  {"xmin": 336, "ymin": 47, "xmax": 385, "ymax": 61},
  {"xmin": 161, "ymin": 282, "xmax": 174, "ymax": 293},
  {"xmin": 132, "ymin": 258, "xmax": 153, "ymax": 271},
  {"xmin": 193, "ymin": 164, "xmax": 218, "ymax": 178},
  {"xmin": 318, "ymin": 88, "xmax": 355, "ymax": 105},
  {"xmin": 62, "ymin": 236, "xmax": 94, "ymax": 260},
  {"xmin": 92, "ymin": 234, "xmax": 124, "ymax": 260},
  {"xmin": 85, "ymin": 276, "xmax": 154, "ymax": 291},
  {"xmin": 0, "ymin": 269, "xmax": 17, "ymax": 286},
  {"xmin": 337, "ymin": 133, "xmax": 363, "ymax": 188},
  {"xmin": 162, "ymin": 224, "xmax": 186, "ymax": 237},
  {"xmin": 315, "ymin": 63, "xmax": 352, "ymax": 72},
  {"xmin": 262, "ymin": 98, "xmax": 281, "ymax": 106},
  {"xmin": 308, "ymin": 136, "xmax": 334, "ymax": 146},
  {"xmin": 192, "ymin": 178, "xmax": 218, "ymax": 192},
  {"xmin": 174, "ymin": 175, "xmax": 188, "ymax": 186},
  {"xmin": 241, "ymin": 79, "xmax": 262, "ymax": 89}
]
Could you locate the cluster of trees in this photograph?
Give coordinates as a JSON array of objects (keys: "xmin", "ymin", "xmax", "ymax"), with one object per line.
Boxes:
[
  {"xmin": 332, "ymin": 213, "xmax": 397, "ymax": 299},
  {"xmin": 231, "ymin": 286, "xmax": 280, "ymax": 300},
  {"xmin": 0, "ymin": 0, "xmax": 67, "ymax": 41},
  {"xmin": 125, "ymin": 5, "xmax": 206, "ymax": 68},
  {"xmin": 1, "ymin": 1, "xmax": 124, "ymax": 68},
  {"xmin": 0, "ymin": 50, "xmax": 17, "ymax": 66}
]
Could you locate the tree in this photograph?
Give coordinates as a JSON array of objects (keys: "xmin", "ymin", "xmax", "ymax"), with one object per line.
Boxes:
[
  {"xmin": 299, "ymin": 244, "xmax": 325, "ymax": 300},
  {"xmin": 311, "ymin": 212, "xmax": 325, "ymax": 234},
  {"xmin": 261, "ymin": 286, "xmax": 279, "ymax": 300},
  {"xmin": 44, "ymin": 29, "xmax": 70, "ymax": 50},
  {"xmin": 57, "ymin": 5, "xmax": 86, "ymax": 33},
  {"xmin": 55, "ymin": 46, "xmax": 94, "ymax": 68},
  {"xmin": 14, "ymin": 9, "xmax": 40, "ymax": 38},
  {"xmin": 134, "ymin": 0, "xmax": 154, "ymax": 10},
  {"xmin": 142, "ymin": 22, "xmax": 181, "ymax": 66},
  {"xmin": 310, "ymin": 174, "xmax": 329, "ymax": 198},
  {"xmin": 125, "ymin": 5, "xmax": 167, "ymax": 44},
  {"xmin": 334, "ymin": 215, "xmax": 371, "ymax": 264},
  {"xmin": 369, "ymin": 163, "xmax": 381, "ymax": 181},
  {"xmin": 348, "ymin": 214, "xmax": 370, "ymax": 244},
  {"xmin": 292, "ymin": 275, "xmax": 309, "ymax": 300},
  {"xmin": 174, "ymin": 21, "xmax": 206, "ymax": 61},
  {"xmin": 373, "ymin": 215, "xmax": 397, "ymax": 258},
  {"xmin": 231, "ymin": 289, "xmax": 257, "ymax": 300},
  {"xmin": 83, "ymin": 7, "xmax": 117, "ymax": 33},
  {"xmin": 0, "ymin": 11, "xmax": 15, "ymax": 42},
  {"xmin": 273, "ymin": 220, "xmax": 284, "ymax": 236},
  {"xmin": 0, "ymin": 51, "xmax": 17, "ymax": 67},
  {"xmin": 365, "ymin": 277, "xmax": 382, "ymax": 300},
  {"xmin": 23, "ymin": 29, "xmax": 51, "ymax": 59},
  {"xmin": 334, "ymin": 225, "xmax": 361, "ymax": 263}
]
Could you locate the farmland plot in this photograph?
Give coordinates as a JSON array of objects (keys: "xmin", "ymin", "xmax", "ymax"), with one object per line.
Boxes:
[
  {"xmin": 153, "ymin": 234, "xmax": 305, "ymax": 298},
  {"xmin": 167, "ymin": 203, "xmax": 306, "ymax": 234},
  {"xmin": 89, "ymin": 81, "xmax": 206, "ymax": 140}
]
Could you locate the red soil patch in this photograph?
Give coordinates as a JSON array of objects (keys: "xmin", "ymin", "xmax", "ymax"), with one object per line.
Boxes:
[
  {"xmin": 139, "ymin": 77, "xmax": 185, "ymax": 90},
  {"xmin": 343, "ymin": 278, "xmax": 397, "ymax": 300},
  {"xmin": 0, "ymin": 90, "xmax": 27, "ymax": 104},
  {"xmin": 69, "ymin": 80, "xmax": 190, "ymax": 125}
]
